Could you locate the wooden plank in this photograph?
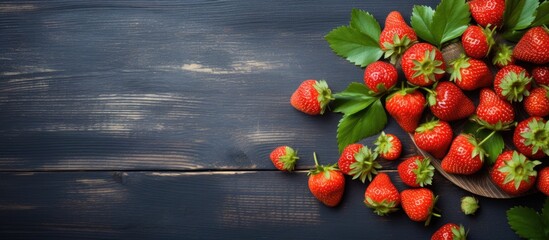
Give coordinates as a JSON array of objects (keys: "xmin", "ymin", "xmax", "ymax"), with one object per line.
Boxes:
[{"xmin": 0, "ymin": 171, "xmax": 544, "ymax": 239}]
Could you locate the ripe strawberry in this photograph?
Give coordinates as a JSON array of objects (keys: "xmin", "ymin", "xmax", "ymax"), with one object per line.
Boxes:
[
  {"xmin": 374, "ymin": 131, "xmax": 402, "ymax": 161},
  {"xmin": 397, "ymin": 155, "xmax": 435, "ymax": 188},
  {"xmin": 513, "ymin": 117, "xmax": 549, "ymax": 159},
  {"xmin": 513, "ymin": 26, "xmax": 549, "ymax": 64},
  {"xmin": 468, "ymin": 0, "xmax": 505, "ymax": 28},
  {"xmin": 524, "ymin": 87, "xmax": 549, "ymax": 117},
  {"xmin": 493, "ymin": 65, "xmax": 532, "ymax": 102},
  {"xmin": 441, "ymin": 134, "xmax": 485, "ymax": 175},
  {"xmin": 363, "ymin": 61, "xmax": 398, "ymax": 93},
  {"xmin": 532, "ymin": 66, "xmax": 549, "ymax": 85},
  {"xmin": 461, "ymin": 25, "xmax": 495, "ymax": 59},
  {"xmin": 364, "ymin": 173, "xmax": 401, "ymax": 216},
  {"xmin": 492, "ymin": 44, "xmax": 515, "ymax": 68},
  {"xmin": 400, "ymin": 43, "xmax": 446, "ymax": 87},
  {"xmin": 338, "ymin": 144, "xmax": 381, "ymax": 183},
  {"xmin": 474, "ymin": 88, "xmax": 515, "ymax": 131},
  {"xmin": 269, "ymin": 146, "xmax": 299, "ymax": 171},
  {"xmin": 379, "ymin": 11, "xmax": 418, "ymax": 64},
  {"xmin": 413, "ymin": 119, "xmax": 453, "ymax": 159},
  {"xmin": 490, "ymin": 150, "xmax": 541, "ymax": 195},
  {"xmin": 308, "ymin": 152, "xmax": 345, "ymax": 207},
  {"xmin": 431, "ymin": 223, "xmax": 467, "ymax": 240},
  {"xmin": 448, "ymin": 54, "xmax": 492, "ymax": 91},
  {"xmin": 537, "ymin": 167, "xmax": 549, "ymax": 196},
  {"xmin": 290, "ymin": 79, "xmax": 333, "ymax": 115},
  {"xmin": 385, "ymin": 88, "xmax": 426, "ymax": 132},
  {"xmin": 401, "ymin": 188, "xmax": 440, "ymax": 226},
  {"xmin": 427, "ymin": 81, "xmax": 475, "ymax": 122}
]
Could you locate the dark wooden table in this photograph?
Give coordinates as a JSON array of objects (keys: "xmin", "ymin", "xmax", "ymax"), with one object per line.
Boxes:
[{"xmin": 0, "ymin": 0, "xmax": 545, "ymax": 239}]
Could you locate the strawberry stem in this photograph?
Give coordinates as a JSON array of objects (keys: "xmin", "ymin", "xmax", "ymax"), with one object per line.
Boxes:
[
  {"xmin": 313, "ymin": 152, "xmax": 319, "ymax": 167},
  {"xmin": 478, "ymin": 130, "xmax": 496, "ymax": 146}
]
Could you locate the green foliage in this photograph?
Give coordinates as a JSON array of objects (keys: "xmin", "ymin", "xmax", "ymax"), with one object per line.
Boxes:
[
  {"xmin": 336, "ymin": 99, "xmax": 386, "ymax": 153},
  {"xmin": 507, "ymin": 198, "xmax": 549, "ymax": 240},
  {"xmin": 502, "ymin": 0, "xmax": 539, "ymax": 41}
]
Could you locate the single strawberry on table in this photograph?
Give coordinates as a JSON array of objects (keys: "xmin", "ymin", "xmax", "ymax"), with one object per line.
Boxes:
[
  {"xmin": 532, "ymin": 66, "xmax": 549, "ymax": 85},
  {"xmin": 524, "ymin": 86, "xmax": 549, "ymax": 117},
  {"xmin": 290, "ymin": 79, "xmax": 333, "ymax": 115},
  {"xmin": 441, "ymin": 134, "xmax": 485, "ymax": 175},
  {"xmin": 363, "ymin": 61, "xmax": 398, "ymax": 94},
  {"xmin": 379, "ymin": 11, "xmax": 417, "ymax": 64},
  {"xmin": 374, "ymin": 131, "xmax": 402, "ymax": 161},
  {"xmin": 490, "ymin": 150, "xmax": 541, "ymax": 195},
  {"xmin": 364, "ymin": 173, "xmax": 401, "ymax": 216},
  {"xmin": 513, "ymin": 117, "xmax": 549, "ymax": 159},
  {"xmin": 401, "ymin": 188, "xmax": 440, "ymax": 226},
  {"xmin": 400, "ymin": 43, "xmax": 446, "ymax": 87},
  {"xmin": 269, "ymin": 146, "xmax": 299, "ymax": 171},
  {"xmin": 461, "ymin": 25, "xmax": 495, "ymax": 59},
  {"xmin": 468, "ymin": 0, "xmax": 505, "ymax": 28},
  {"xmin": 448, "ymin": 54, "xmax": 492, "ymax": 91},
  {"xmin": 413, "ymin": 119, "xmax": 453, "ymax": 159},
  {"xmin": 473, "ymin": 88, "xmax": 515, "ymax": 131},
  {"xmin": 431, "ymin": 223, "xmax": 467, "ymax": 240},
  {"xmin": 397, "ymin": 155, "xmax": 435, "ymax": 188},
  {"xmin": 385, "ymin": 88, "xmax": 426, "ymax": 132},
  {"xmin": 308, "ymin": 152, "xmax": 345, "ymax": 207},
  {"xmin": 338, "ymin": 144, "xmax": 381, "ymax": 183},
  {"xmin": 512, "ymin": 26, "xmax": 549, "ymax": 65},
  {"xmin": 537, "ymin": 166, "xmax": 549, "ymax": 196},
  {"xmin": 493, "ymin": 65, "xmax": 532, "ymax": 103},
  {"xmin": 427, "ymin": 81, "xmax": 475, "ymax": 122}
]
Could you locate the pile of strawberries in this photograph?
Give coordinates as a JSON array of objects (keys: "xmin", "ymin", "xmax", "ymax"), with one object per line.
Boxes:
[{"xmin": 271, "ymin": 0, "xmax": 549, "ymax": 238}]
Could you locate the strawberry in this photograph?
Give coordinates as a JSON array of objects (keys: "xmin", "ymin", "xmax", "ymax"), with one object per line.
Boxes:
[
  {"xmin": 490, "ymin": 150, "xmax": 541, "ymax": 195},
  {"xmin": 448, "ymin": 54, "xmax": 492, "ymax": 91},
  {"xmin": 400, "ymin": 43, "xmax": 446, "ymax": 87},
  {"xmin": 513, "ymin": 117, "xmax": 549, "ymax": 159},
  {"xmin": 385, "ymin": 88, "xmax": 426, "ymax": 132},
  {"xmin": 374, "ymin": 131, "xmax": 402, "ymax": 161},
  {"xmin": 338, "ymin": 144, "xmax": 381, "ymax": 183},
  {"xmin": 474, "ymin": 88, "xmax": 515, "ymax": 131},
  {"xmin": 363, "ymin": 61, "xmax": 398, "ymax": 93},
  {"xmin": 513, "ymin": 26, "xmax": 549, "ymax": 64},
  {"xmin": 413, "ymin": 119, "xmax": 453, "ymax": 159},
  {"xmin": 441, "ymin": 134, "xmax": 485, "ymax": 175},
  {"xmin": 308, "ymin": 152, "xmax": 345, "ymax": 207},
  {"xmin": 379, "ymin": 11, "xmax": 417, "ymax": 64},
  {"xmin": 492, "ymin": 44, "xmax": 515, "ymax": 68},
  {"xmin": 431, "ymin": 223, "xmax": 467, "ymax": 240},
  {"xmin": 524, "ymin": 87, "xmax": 549, "ymax": 117},
  {"xmin": 427, "ymin": 81, "xmax": 475, "ymax": 122},
  {"xmin": 364, "ymin": 173, "xmax": 401, "ymax": 216},
  {"xmin": 401, "ymin": 188, "xmax": 440, "ymax": 226},
  {"xmin": 397, "ymin": 155, "xmax": 435, "ymax": 188},
  {"xmin": 493, "ymin": 65, "xmax": 532, "ymax": 102},
  {"xmin": 537, "ymin": 167, "xmax": 549, "ymax": 196},
  {"xmin": 269, "ymin": 146, "xmax": 299, "ymax": 171},
  {"xmin": 461, "ymin": 25, "xmax": 495, "ymax": 59},
  {"xmin": 290, "ymin": 79, "xmax": 333, "ymax": 115},
  {"xmin": 532, "ymin": 66, "xmax": 549, "ymax": 85},
  {"xmin": 460, "ymin": 196, "xmax": 479, "ymax": 215},
  {"xmin": 468, "ymin": 0, "xmax": 505, "ymax": 28}
]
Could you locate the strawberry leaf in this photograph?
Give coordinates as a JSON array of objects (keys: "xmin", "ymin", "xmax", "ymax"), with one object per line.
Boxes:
[
  {"xmin": 411, "ymin": 5, "xmax": 436, "ymax": 44},
  {"xmin": 463, "ymin": 121, "xmax": 504, "ymax": 164},
  {"xmin": 332, "ymin": 82, "xmax": 378, "ymax": 115},
  {"xmin": 350, "ymin": 9, "xmax": 381, "ymax": 39},
  {"xmin": 531, "ymin": 1, "xmax": 549, "ymax": 27},
  {"xmin": 337, "ymin": 99, "xmax": 386, "ymax": 152},
  {"xmin": 502, "ymin": 0, "xmax": 539, "ymax": 41},
  {"xmin": 507, "ymin": 205, "xmax": 548, "ymax": 240}
]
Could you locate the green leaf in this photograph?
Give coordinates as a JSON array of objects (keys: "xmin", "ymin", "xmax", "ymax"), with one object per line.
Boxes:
[
  {"xmin": 462, "ymin": 122, "xmax": 504, "ymax": 164},
  {"xmin": 337, "ymin": 99, "xmax": 387, "ymax": 152},
  {"xmin": 507, "ymin": 206, "xmax": 548, "ymax": 240},
  {"xmin": 332, "ymin": 82, "xmax": 378, "ymax": 115},
  {"xmin": 411, "ymin": 5, "xmax": 436, "ymax": 44},
  {"xmin": 431, "ymin": 0, "xmax": 470, "ymax": 47},
  {"xmin": 349, "ymin": 9, "xmax": 381, "ymax": 42},
  {"xmin": 325, "ymin": 26, "xmax": 384, "ymax": 67},
  {"xmin": 532, "ymin": 1, "xmax": 549, "ymax": 27},
  {"xmin": 503, "ymin": 0, "xmax": 539, "ymax": 41},
  {"xmin": 542, "ymin": 197, "xmax": 549, "ymax": 228}
]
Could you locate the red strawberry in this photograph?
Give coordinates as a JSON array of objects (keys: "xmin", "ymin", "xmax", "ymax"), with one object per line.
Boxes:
[
  {"xmin": 427, "ymin": 81, "xmax": 475, "ymax": 122},
  {"xmin": 441, "ymin": 134, "xmax": 485, "ymax": 175},
  {"xmin": 308, "ymin": 152, "xmax": 345, "ymax": 207},
  {"xmin": 493, "ymin": 65, "xmax": 532, "ymax": 102},
  {"xmin": 363, "ymin": 61, "xmax": 398, "ymax": 93},
  {"xmin": 524, "ymin": 87, "xmax": 549, "ymax": 117},
  {"xmin": 364, "ymin": 173, "xmax": 401, "ymax": 216},
  {"xmin": 413, "ymin": 119, "xmax": 453, "ymax": 159},
  {"xmin": 290, "ymin": 79, "xmax": 333, "ymax": 115},
  {"xmin": 379, "ymin": 11, "xmax": 418, "ymax": 64},
  {"xmin": 532, "ymin": 66, "xmax": 549, "ymax": 85},
  {"xmin": 513, "ymin": 26, "xmax": 549, "ymax": 64},
  {"xmin": 400, "ymin": 43, "xmax": 446, "ymax": 87},
  {"xmin": 492, "ymin": 44, "xmax": 515, "ymax": 68},
  {"xmin": 468, "ymin": 0, "xmax": 505, "ymax": 28},
  {"xmin": 448, "ymin": 54, "xmax": 492, "ymax": 91},
  {"xmin": 513, "ymin": 117, "xmax": 549, "ymax": 159},
  {"xmin": 401, "ymin": 188, "xmax": 440, "ymax": 226},
  {"xmin": 537, "ymin": 167, "xmax": 549, "ymax": 196},
  {"xmin": 431, "ymin": 223, "xmax": 467, "ymax": 240},
  {"xmin": 474, "ymin": 88, "xmax": 515, "ymax": 131},
  {"xmin": 374, "ymin": 131, "xmax": 402, "ymax": 161},
  {"xmin": 397, "ymin": 155, "xmax": 435, "ymax": 188},
  {"xmin": 461, "ymin": 25, "xmax": 495, "ymax": 59},
  {"xmin": 490, "ymin": 150, "xmax": 541, "ymax": 195},
  {"xmin": 269, "ymin": 146, "xmax": 299, "ymax": 171},
  {"xmin": 385, "ymin": 88, "xmax": 426, "ymax": 132},
  {"xmin": 338, "ymin": 144, "xmax": 381, "ymax": 183}
]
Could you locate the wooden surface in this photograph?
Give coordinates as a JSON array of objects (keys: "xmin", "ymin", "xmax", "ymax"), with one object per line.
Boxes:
[{"xmin": 0, "ymin": 1, "xmax": 545, "ymax": 239}]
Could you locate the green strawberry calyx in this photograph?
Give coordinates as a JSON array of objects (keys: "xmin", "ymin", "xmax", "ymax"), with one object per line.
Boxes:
[
  {"xmin": 374, "ymin": 131, "xmax": 395, "ymax": 155},
  {"xmin": 498, "ymin": 151, "xmax": 541, "ymax": 190},
  {"xmin": 451, "ymin": 225, "xmax": 468, "ymax": 240},
  {"xmin": 467, "ymin": 133, "xmax": 487, "ymax": 163},
  {"xmin": 448, "ymin": 54, "xmax": 471, "ymax": 83},
  {"xmin": 313, "ymin": 80, "xmax": 335, "ymax": 114},
  {"xmin": 349, "ymin": 146, "xmax": 382, "ymax": 183},
  {"xmin": 309, "ymin": 152, "xmax": 339, "ymax": 179},
  {"xmin": 411, "ymin": 49, "xmax": 445, "ymax": 84},
  {"xmin": 364, "ymin": 196, "xmax": 399, "ymax": 216},
  {"xmin": 383, "ymin": 34, "xmax": 414, "ymax": 64},
  {"xmin": 415, "ymin": 119, "xmax": 440, "ymax": 133},
  {"xmin": 492, "ymin": 43, "xmax": 513, "ymax": 67},
  {"xmin": 499, "ymin": 70, "xmax": 532, "ymax": 102},
  {"xmin": 425, "ymin": 194, "xmax": 441, "ymax": 227},
  {"xmin": 412, "ymin": 158, "xmax": 435, "ymax": 187},
  {"xmin": 460, "ymin": 196, "xmax": 479, "ymax": 215},
  {"xmin": 520, "ymin": 118, "xmax": 549, "ymax": 156},
  {"xmin": 470, "ymin": 114, "xmax": 516, "ymax": 132},
  {"xmin": 280, "ymin": 146, "xmax": 300, "ymax": 171},
  {"xmin": 481, "ymin": 25, "xmax": 496, "ymax": 57}
]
